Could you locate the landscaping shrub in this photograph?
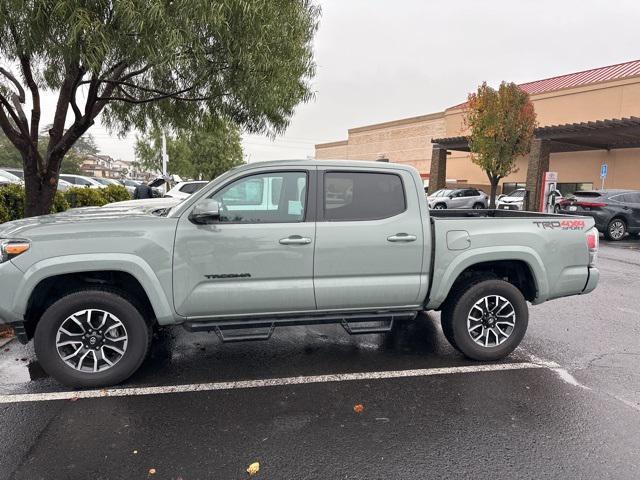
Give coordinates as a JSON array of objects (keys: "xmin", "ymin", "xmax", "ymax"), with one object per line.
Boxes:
[
  {"xmin": 52, "ymin": 190, "xmax": 70, "ymax": 213},
  {"xmin": 0, "ymin": 183, "xmax": 25, "ymax": 221},
  {"xmin": 0, "ymin": 184, "xmax": 72, "ymax": 223},
  {"xmin": 64, "ymin": 187, "xmax": 108, "ymax": 208},
  {"xmin": 102, "ymin": 184, "xmax": 131, "ymax": 204},
  {"xmin": 0, "ymin": 200, "xmax": 9, "ymax": 224}
]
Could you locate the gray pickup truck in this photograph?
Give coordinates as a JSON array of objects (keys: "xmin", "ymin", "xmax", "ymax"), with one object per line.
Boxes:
[{"xmin": 0, "ymin": 160, "xmax": 599, "ymax": 387}]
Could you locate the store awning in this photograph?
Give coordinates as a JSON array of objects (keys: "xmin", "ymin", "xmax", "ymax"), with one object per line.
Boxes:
[{"xmin": 431, "ymin": 116, "xmax": 640, "ymax": 153}]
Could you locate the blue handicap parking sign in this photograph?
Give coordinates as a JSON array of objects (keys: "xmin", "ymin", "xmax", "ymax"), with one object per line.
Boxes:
[{"xmin": 600, "ymin": 163, "xmax": 608, "ymax": 178}]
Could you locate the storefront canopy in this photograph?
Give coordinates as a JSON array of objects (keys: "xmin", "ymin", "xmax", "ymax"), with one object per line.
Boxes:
[
  {"xmin": 431, "ymin": 116, "xmax": 640, "ymax": 153},
  {"xmin": 429, "ymin": 117, "xmax": 640, "ymax": 209}
]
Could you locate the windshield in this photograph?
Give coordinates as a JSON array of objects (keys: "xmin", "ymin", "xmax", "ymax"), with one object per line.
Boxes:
[{"xmin": 0, "ymin": 169, "xmax": 21, "ymax": 182}]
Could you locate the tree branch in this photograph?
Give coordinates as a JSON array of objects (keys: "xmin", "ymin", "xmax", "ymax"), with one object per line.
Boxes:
[
  {"xmin": 0, "ymin": 105, "xmax": 25, "ymax": 148},
  {"xmin": 0, "ymin": 92, "xmax": 30, "ymax": 139},
  {"xmin": 17, "ymin": 55, "xmax": 40, "ymax": 144},
  {"xmin": 47, "ymin": 60, "xmax": 82, "ymax": 161},
  {"xmin": 69, "ymin": 66, "xmax": 87, "ymax": 121},
  {"xmin": 0, "ymin": 67, "xmax": 26, "ymax": 103},
  {"xmin": 93, "ymin": 78, "xmax": 196, "ymax": 97}
]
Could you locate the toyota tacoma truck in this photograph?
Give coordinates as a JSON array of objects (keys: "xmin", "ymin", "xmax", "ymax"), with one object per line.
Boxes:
[{"xmin": 0, "ymin": 160, "xmax": 599, "ymax": 387}]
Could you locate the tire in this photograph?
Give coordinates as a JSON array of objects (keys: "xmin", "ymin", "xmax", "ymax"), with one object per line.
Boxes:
[
  {"xmin": 472, "ymin": 203, "xmax": 484, "ymax": 210},
  {"xmin": 433, "ymin": 203, "xmax": 447, "ymax": 210},
  {"xmin": 605, "ymin": 218, "xmax": 627, "ymax": 241},
  {"xmin": 34, "ymin": 289, "xmax": 151, "ymax": 388},
  {"xmin": 440, "ymin": 279, "xmax": 528, "ymax": 361}
]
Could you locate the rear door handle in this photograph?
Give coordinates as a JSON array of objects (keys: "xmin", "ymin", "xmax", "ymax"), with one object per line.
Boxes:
[
  {"xmin": 387, "ymin": 233, "xmax": 417, "ymax": 243},
  {"xmin": 279, "ymin": 235, "xmax": 312, "ymax": 245}
]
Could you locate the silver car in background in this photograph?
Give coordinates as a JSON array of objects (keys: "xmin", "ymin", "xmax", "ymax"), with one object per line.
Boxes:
[
  {"xmin": 428, "ymin": 188, "xmax": 488, "ymax": 209},
  {"xmin": 0, "ymin": 169, "xmax": 23, "ymax": 186}
]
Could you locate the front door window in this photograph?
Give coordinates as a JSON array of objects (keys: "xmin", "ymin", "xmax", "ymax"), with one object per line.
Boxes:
[{"xmin": 210, "ymin": 172, "xmax": 307, "ymax": 223}]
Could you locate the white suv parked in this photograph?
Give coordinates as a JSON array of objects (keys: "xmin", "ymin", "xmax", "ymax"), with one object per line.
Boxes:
[
  {"xmin": 59, "ymin": 174, "xmax": 105, "ymax": 188},
  {"xmin": 164, "ymin": 181, "xmax": 208, "ymax": 199},
  {"xmin": 428, "ymin": 188, "xmax": 488, "ymax": 209}
]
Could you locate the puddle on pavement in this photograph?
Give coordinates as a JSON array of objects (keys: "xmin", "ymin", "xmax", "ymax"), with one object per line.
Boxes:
[{"xmin": 0, "ymin": 339, "xmax": 50, "ymax": 384}]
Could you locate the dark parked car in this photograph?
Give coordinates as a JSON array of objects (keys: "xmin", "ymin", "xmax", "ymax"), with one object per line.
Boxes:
[{"xmin": 559, "ymin": 190, "xmax": 640, "ymax": 240}]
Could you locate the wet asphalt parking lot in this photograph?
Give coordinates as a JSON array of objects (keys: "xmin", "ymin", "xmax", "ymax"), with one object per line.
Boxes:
[{"xmin": 0, "ymin": 239, "xmax": 639, "ymax": 479}]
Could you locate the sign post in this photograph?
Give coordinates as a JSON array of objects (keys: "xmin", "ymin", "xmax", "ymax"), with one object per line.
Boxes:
[{"xmin": 600, "ymin": 163, "xmax": 608, "ymax": 190}]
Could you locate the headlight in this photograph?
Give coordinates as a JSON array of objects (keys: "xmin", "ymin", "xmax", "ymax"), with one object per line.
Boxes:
[{"xmin": 0, "ymin": 239, "xmax": 30, "ymax": 263}]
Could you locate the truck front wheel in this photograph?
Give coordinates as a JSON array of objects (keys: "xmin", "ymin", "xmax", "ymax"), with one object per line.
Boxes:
[
  {"xmin": 34, "ymin": 289, "xmax": 151, "ymax": 388},
  {"xmin": 440, "ymin": 279, "xmax": 528, "ymax": 361}
]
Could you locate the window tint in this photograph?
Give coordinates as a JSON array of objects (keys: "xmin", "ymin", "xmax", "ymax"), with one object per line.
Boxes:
[
  {"xmin": 179, "ymin": 182, "xmax": 206, "ymax": 195},
  {"xmin": 75, "ymin": 177, "xmax": 92, "ymax": 186},
  {"xmin": 608, "ymin": 194, "xmax": 625, "ymax": 203},
  {"xmin": 502, "ymin": 182, "xmax": 526, "ymax": 194},
  {"xmin": 623, "ymin": 192, "xmax": 640, "ymax": 203},
  {"xmin": 324, "ymin": 171, "xmax": 405, "ymax": 221},
  {"xmin": 210, "ymin": 172, "xmax": 307, "ymax": 223}
]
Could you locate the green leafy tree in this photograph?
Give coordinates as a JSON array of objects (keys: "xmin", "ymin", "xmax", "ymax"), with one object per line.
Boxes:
[
  {"xmin": 135, "ymin": 119, "xmax": 244, "ymax": 180},
  {"xmin": 465, "ymin": 82, "xmax": 537, "ymax": 207},
  {"xmin": 0, "ymin": 0, "xmax": 319, "ymax": 216},
  {"xmin": 0, "ymin": 130, "xmax": 90, "ymax": 174}
]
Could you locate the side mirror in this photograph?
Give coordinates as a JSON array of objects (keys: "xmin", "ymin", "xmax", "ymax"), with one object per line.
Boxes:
[
  {"xmin": 190, "ymin": 199, "xmax": 221, "ymax": 223},
  {"xmin": 448, "ymin": 194, "xmax": 454, "ymax": 199}
]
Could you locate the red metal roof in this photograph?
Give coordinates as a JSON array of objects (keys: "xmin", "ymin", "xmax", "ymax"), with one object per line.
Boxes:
[{"xmin": 450, "ymin": 59, "xmax": 640, "ymax": 109}]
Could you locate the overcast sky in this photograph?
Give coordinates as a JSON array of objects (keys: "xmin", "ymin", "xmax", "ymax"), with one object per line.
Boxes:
[{"xmin": 40, "ymin": 0, "xmax": 640, "ymax": 163}]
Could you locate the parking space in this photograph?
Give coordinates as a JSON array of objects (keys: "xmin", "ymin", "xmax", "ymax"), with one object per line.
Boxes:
[{"xmin": 0, "ymin": 243, "xmax": 639, "ymax": 479}]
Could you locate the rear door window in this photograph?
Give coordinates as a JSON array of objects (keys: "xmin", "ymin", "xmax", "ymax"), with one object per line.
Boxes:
[
  {"xmin": 324, "ymin": 171, "xmax": 406, "ymax": 221},
  {"xmin": 179, "ymin": 183, "xmax": 206, "ymax": 195},
  {"xmin": 623, "ymin": 192, "xmax": 640, "ymax": 204}
]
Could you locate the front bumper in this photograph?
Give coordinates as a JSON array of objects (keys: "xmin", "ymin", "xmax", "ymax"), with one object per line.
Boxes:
[
  {"xmin": 496, "ymin": 203, "xmax": 522, "ymax": 211},
  {"xmin": 0, "ymin": 260, "xmax": 25, "ymax": 325}
]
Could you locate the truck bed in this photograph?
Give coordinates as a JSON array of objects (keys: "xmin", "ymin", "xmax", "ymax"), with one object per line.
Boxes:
[{"xmin": 424, "ymin": 208, "xmax": 596, "ymax": 310}]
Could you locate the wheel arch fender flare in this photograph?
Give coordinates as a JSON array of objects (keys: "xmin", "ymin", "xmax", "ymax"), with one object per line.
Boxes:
[
  {"xmin": 425, "ymin": 246, "xmax": 548, "ymax": 310},
  {"xmin": 13, "ymin": 254, "xmax": 178, "ymax": 325}
]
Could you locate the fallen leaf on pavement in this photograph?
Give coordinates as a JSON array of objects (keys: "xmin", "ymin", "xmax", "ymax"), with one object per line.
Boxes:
[
  {"xmin": 353, "ymin": 403, "xmax": 364, "ymax": 414},
  {"xmin": 69, "ymin": 396, "xmax": 79, "ymax": 402},
  {"xmin": 148, "ymin": 468, "xmax": 156, "ymax": 475},
  {"xmin": 247, "ymin": 462, "xmax": 260, "ymax": 476}
]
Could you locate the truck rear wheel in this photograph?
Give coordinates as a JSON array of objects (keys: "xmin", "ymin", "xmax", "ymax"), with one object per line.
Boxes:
[
  {"xmin": 440, "ymin": 279, "xmax": 528, "ymax": 361},
  {"xmin": 34, "ymin": 289, "xmax": 151, "ymax": 388}
]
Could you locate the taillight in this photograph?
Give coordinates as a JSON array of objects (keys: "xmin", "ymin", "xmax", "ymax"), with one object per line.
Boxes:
[
  {"xmin": 586, "ymin": 227, "xmax": 599, "ymax": 266},
  {"xmin": 575, "ymin": 201, "xmax": 606, "ymax": 208}
]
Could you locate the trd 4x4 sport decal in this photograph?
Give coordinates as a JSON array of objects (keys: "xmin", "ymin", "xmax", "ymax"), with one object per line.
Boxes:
[{"xmin": 533, "ymin": 220, "xmax": 586, "ymax": 230}]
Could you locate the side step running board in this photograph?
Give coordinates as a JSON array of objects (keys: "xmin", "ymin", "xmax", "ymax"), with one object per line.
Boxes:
[
  {"xmin": 184, "ymin": 310, "xmax": 417, "ymax": 343},
  {"xmin": 214, "ymin": 324, "xmax": 276, "ymax": 343}
]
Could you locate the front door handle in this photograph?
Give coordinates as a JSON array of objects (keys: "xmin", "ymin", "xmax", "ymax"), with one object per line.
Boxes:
[
  {"xmin": 279, "ymin": 235, "xmax": 312, "ymax": 245},
  {"xmin": 387, "ymin": 233, "xmax": 417, "ymax": 243}
]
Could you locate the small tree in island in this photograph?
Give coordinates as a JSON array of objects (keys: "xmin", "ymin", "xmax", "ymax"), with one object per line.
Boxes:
[
  {"xmin": 0, "ymin": 0, "xmax": 320, "ymax": 217},
  {"xmin": 465, "ymin": 82, "xmax": 537, "ymax": 208}
]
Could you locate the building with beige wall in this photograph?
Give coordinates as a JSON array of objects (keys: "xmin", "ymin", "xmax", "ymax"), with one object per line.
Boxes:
[{"xmin": 316, "ymin": 59, "xmax": 640, "ymax": 196}]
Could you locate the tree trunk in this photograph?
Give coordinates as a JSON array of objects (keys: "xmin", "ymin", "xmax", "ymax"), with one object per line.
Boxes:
[
  {"xmin": 22, "ymin": 152, "xmax": 60, "ymax": 218},
  {"xmin": 489, "ymin": 177, "xmax": 499, "ymax": 209}
]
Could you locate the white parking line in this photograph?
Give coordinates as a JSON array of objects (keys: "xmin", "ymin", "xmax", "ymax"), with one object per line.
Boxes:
[{"xmin": 0, "ymin": 362, "xmax": 547, "ymax": 404}]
